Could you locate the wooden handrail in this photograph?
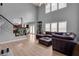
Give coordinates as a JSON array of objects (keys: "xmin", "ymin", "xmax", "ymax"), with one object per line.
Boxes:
[{"xmin": 0, "ymin": 14, "xmax": 15, "ymax": 26}]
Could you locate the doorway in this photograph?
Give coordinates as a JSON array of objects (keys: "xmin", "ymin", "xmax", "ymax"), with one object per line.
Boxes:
[{"xmin": 30, "ymin": 25, "xmax": 35, "ymax": 34}]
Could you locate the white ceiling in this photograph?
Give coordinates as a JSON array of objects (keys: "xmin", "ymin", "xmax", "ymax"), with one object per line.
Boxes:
[{"xmin": 33, "ymin": 3, "xmax": 43, "ymax": 7}]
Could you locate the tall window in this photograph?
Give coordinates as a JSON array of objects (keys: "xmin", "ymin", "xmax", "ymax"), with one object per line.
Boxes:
[
  {"xmin": 58, "ymin": 21, "xmax": 67, "ymax": 32},
  {"xmin": 51, "ymin": 22, "xmax": 57, "ymax": 32},
  {"xmin": 58, "ymin": 3, "xmax": 67, "ymax": 9},
  {"xmin": 30, "ymin": 25, "xmax": 35, "ymax": 34},
  {"xmin": 51, "ymin": 3, "xmax": 57, "ymax": 12},
  {"xmin": 45, "ymin": 3, "xmax": 51, "ymax": 13},
  {"xmin": 32, "ymin": 25, "xmax": 35, "ymax": 34},
  {"xmin": 45, "ymin": 23, "xmax": 51, "ymax": 31},
  {"xmin": 30, "ymin": 25, "xmax": 32, "ymax": 34}
]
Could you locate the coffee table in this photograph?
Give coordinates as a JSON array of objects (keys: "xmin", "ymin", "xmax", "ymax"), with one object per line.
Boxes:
[{"xmin": 39, "ymin": 37, "xmax": 52, "ymax": 47}]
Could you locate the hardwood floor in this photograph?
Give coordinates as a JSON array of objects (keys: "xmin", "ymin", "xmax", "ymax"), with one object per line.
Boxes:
[{"xmin": 0, "ymin": 34, "xmax": 65, "ymax": 56}]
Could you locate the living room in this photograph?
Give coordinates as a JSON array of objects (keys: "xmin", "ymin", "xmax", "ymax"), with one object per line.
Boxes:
[
  {"xmin": 0, "ymin": 3, "xmax": 79, "ymax": 56},
  {"xmin": 36, "ymin": 3, "xmax": 79, "ymax": 56}
]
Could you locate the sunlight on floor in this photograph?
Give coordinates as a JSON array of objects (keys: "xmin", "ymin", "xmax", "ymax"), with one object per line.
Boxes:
[{"xmin": 29, "ymin": 34, "xmax": 36, "ymax": 43}]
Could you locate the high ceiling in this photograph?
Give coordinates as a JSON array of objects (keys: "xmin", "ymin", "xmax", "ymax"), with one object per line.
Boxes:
[{"xmin": 33, "ymin": 3, "xmax": 44, "ymax": 7}]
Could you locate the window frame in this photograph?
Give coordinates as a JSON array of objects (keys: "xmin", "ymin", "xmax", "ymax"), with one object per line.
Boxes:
[
  {"xmin": 58, "ymin": 21, "xmax": 67, "ymax": 32},
  {"xmin": 51, "ymin": 3, "xmax": 57, "ymax": 12},
  {"xmin": 51, "ymin": 22, "xmax": 57, "ymax": 32},
  {"xmin": 45, "ymin": 3, "xmax": 51, "ymax": 14},
  {"xmin": 45, "ymin": 23, "xmax": 51, "ymax": 31}
]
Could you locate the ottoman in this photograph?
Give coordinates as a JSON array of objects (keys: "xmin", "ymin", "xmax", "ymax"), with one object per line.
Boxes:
[{"xmin": 39, "ymin": 37, "xmax": 52, "ymax": 47}]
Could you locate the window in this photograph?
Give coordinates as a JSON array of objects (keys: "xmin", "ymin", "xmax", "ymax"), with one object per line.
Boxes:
[
  {"xmin": 45, "ymin": 3, "xmax": 67, "ymax": 14},
  {"xmin": 58, "ymin": 3, "xmax": 67, "ymax": 9},
  {"xmin": 51, "ymin": 3, "xmax": 57, "ymax": 11},
  {"xmin": 22, "ymin": 24, "xmax": 26, "ymax": 27},
  {"xmin": 58, "ymin": 21, "xmax": 67, "ymax": 32},
  {"xmin": 45, "ymin": 23, "xmax": 51, "ymax": 31},
  {"xmin": 30, "ymin": 25, "xmax": 35, "ymax": 34},
  {"xmin": 32, "ymin": 25, "xmax": 35, "ymax": 34},
  {"xmin": 44, "ymin": 21, "xmax": 67, "ymax": 32},
  {"xmin": 51, "ymin": 22, "xmax": 57, "ymax": 32},
  {"xmin": 45, "ymin": 3, "xmax": 51, "ymax": 13}
]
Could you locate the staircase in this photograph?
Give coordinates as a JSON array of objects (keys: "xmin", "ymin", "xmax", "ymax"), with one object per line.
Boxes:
[
  {"xmin": 0, "ymin": 14, "xmax": 15, "ymax": 42},
  {"xmin": 0, "ymin": 20, "xmax": 5, "ymax": 27}
]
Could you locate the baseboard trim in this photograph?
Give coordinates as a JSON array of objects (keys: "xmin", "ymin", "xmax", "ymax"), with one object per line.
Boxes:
[{"xmin": 0, "ymin": 36, "xmax": 27, "ymax": 44}]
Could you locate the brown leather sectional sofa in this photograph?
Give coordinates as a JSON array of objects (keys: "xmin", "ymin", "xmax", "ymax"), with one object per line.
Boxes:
[
  {"xmin": 36, "ymin": 34, "xmax": 52, "ymax": 39},
  {"xmin": 46, "ymin": 32, "xmax": 79, "ymax": 56},
  {"xmin": 36, "ymin": 31, "xmax": 79, "ymax": 56},
  {"xmin": 52, "ymin": 35, "xmax": 76, "ymax": 56}
]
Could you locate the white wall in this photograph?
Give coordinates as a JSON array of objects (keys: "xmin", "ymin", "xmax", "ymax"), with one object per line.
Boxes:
[
  {"xmin": 1, "ymin": 3, "xmax": 37, "ymax": 23},
  {"xmin": 0, "ymin": 20, "xmax": 15, "ymax": 42}
]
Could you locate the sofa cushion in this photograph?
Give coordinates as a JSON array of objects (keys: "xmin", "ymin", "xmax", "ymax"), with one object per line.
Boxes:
[
  {"xmin": 54, "ymin": 32, "xmax": 64, "ymax": 35},
  {"xmin": 52, "ymin": 33, "xmax": 74, "ymax": 40}
]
